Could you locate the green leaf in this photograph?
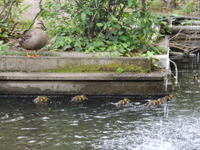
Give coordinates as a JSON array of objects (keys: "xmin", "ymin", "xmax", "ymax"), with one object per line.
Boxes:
[
  {"xmin": 98, "ymin": 54, "xmax": 102, "ymax": 57},
  {"xmin": 81, "ymin": 12, "xmax": 86, "ymax": 21},
  {"xmin": 63, "ymin": 45, "xmax": 71, "ymax": 50},
  {"xmin": 95, "ymin": 41, "xmax": 104, "ymax": 47},
  {"xmin": 85, "ymin": 50, "xmax": 89, "ymax": 53},
  {"xmin": 2, "ymin": 34, "xmax": 8, "ymax": 38},
  {"xmin": 50, "ymin": 36, "xmax": 57, "ymax": 43},
  {"xmin": 23, "ymin": 4, "xmax": 32, "ymax": 11},
  {"xmin": 117, "ymin": 67, "xmax": 123, "ymax": 73},
  {"xmin": 96, "ymin": 23, "xmax": 103, "ymax": 27}
]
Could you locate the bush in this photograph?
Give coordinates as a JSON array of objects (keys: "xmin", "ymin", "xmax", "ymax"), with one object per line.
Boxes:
[
  {"xmin": 41, "ymin": 0, "xmax": 162, "ymax": 56},
  {"xmin": 0, "ymin": 0, "xmax": 32, "ymax": 42}
]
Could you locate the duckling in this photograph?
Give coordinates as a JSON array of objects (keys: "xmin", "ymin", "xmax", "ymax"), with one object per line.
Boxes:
[
  {"xmin": 191, "ymin": 76, "xmax": 198, "ymax": 82},
  {"xmin": 147, "ymin": 99, "xmax": 163, "ymax": 107},
  {"xmin": 18, "ymin": 20, "xmax": 47, "ymax": 57},
  {"xmin": 71, "ymin": 95, "xmax": 88, "ymax": 103},
  {"xmin": 33, "ymin": 96, "xmax": 49, "ymax": 103},
  {"xmin": 162, "ymin": 94, "xmax": 174, "ymax": 102},
  {"xmin": 116, "ymin": 98, "xmax": 130, "ymax": 106}
]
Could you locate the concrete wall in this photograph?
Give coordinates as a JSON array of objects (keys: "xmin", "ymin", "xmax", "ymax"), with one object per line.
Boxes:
[
  {"xmin": 0, "ymin": 56, "xmax": 151, "ymax": 73},
  {"xmin": 0, "ymin": 72, "xmax": 172, "ymax": 95}
]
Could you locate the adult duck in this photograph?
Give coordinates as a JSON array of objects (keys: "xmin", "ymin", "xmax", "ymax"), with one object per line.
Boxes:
[{"xmin": 18, "ymin": 20, "xmax": 47, "ymax": 57}]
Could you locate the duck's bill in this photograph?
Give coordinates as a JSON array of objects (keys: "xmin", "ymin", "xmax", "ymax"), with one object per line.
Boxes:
[{"xmin": 42, "ymin": 25, "xmax": 47, "ymax": 30}]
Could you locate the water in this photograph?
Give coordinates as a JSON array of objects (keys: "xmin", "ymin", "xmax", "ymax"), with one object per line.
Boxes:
[{"xmin": 0, "ymin": 74, "xmax": 200, "ymax": 150}]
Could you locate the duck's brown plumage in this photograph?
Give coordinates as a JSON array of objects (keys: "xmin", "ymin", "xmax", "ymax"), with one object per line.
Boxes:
[{"xmin": 18, "ymin": 20, "xmax": 47, "ymax": 57}]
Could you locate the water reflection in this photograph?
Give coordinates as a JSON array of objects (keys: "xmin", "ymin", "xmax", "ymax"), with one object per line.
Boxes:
[{"xmin": 0, "ymin": 74, "xmax": 200, "ymax": 149}]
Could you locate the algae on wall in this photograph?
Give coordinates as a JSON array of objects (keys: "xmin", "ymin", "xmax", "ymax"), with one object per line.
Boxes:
[{"xmin": 42, "ymin": 57, "xmax": 151, "ymax": 73}]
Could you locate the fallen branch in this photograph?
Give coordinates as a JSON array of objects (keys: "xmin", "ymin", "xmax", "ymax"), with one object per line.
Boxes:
[{"xmin": 169, "ymin": 27, "xmax": 183, "ymax": 41}]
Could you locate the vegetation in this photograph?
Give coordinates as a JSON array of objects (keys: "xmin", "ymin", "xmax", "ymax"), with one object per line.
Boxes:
[
  {"xmin": 0, "ymin": 0, "xmax": 198, "ymax": 57},
  {"xmin": 0, "ymin": 0, "xmax": 32, "ymax": 53},
  {"xmin": 41, "ymin": 0, "xmax": 164, "ymax": 57}
]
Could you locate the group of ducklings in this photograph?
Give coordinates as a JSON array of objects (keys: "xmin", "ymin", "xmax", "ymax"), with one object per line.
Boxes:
[
  {"xmin": 147, "ymin": 94, "xmax": 174, "ymax": 107},
  {"xmin": 33, "ymin": 95, "xmax": 88, "ymax": 104},
  {"xmin": 115, "ymin": 94, "xmax": 174, "ymax": 108},
  {"xmin": 33, "ymin": 94, "xmax": 174, "ymax": 108}
]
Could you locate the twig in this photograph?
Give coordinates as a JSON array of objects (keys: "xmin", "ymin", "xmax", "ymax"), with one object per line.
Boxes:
[
  {"xmin": 0, "ymin": 0, "xmax": 11, "ymax": 17},
  {"xmin": 26, "ymin": 0, "xmax": 43, "ymax": 31},
  {"xmin": 169, "ymin": 44, "xmax": 188, "ymax": 53},
  {"xmin": 141, "ymin": 44, "xmax": 158, "ymax": 54},
  {"xmin": 9, "ymin": 21, "xmax": 18, "ymax": 35},
  {"xmin": 117, "ymin": 1, "xmax": 127, "ymax": 19},
  {"xmin": 168, "ymin": 27, "xmax": 183, "ymax": 41},
  {"xmin": 112, "ymin": 0, "xmax": 120, "ymax": 15},
  {"xmin": 2, "ymin": 0, "xmax": 16, "ymax": 23},
  {"xmin": 95, "ymin": 28, "xmax": 104, "ymax": 44},
  {"xmin": 75, "ymin": 0, "xmax": 83, "ymax": 8}
]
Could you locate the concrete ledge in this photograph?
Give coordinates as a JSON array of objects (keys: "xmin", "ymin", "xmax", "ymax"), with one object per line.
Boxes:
[
  {"xmin": 0, "ymin": 71, "xmax": 172, "ymax": 95},
  {"xmin": 0, "ymin": 72, "xmax": 166, "ymax": 81},
  {"xmin": 0, "ymin": 56, "xmax": 151, "ymax": 73}
]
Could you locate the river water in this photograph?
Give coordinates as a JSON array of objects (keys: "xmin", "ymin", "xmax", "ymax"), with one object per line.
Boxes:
[{"xmin": 0, "ymin": 72, "xmax": 200, "ymax": 150}]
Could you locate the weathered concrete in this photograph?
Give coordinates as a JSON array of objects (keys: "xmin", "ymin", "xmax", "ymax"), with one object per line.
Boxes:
[
  {"xmin": 0, "ymin": 71, "xmax": 172, "ymax": 95},
  {"xmin": 0, "ymin": 56, "xmax": 151, "ymax": 73}
]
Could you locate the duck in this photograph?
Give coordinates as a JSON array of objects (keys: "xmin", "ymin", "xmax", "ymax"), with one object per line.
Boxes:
[
  {"xmin": 33, "ymin": 96, "xmax": 49, "ymax": 103},
  {"xmin": 116, "ymin": 98, "xmax": 130, "ymax": 106},
  {"xmin": 147, "ymin": 99, "xmax": 163, "ymax": 107},
  {"xmin": 191, "ymin": 76, "xmax": 198, "ymax": 82},
  {"xmin": 71, "ymin": 95, "xmax": 88, "ymax": 103},
  {"xmin": 18, "ymin": 20, "xmax": 47, "ymax": 57},
  {"xmin": 162, "ymin": 94, "xmax": 174, "ymax": 102}
]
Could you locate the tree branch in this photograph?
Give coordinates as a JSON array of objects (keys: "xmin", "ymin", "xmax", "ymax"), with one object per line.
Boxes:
[
  {"xmin": 9, "ymin": 21, "xmax": 18, "ymax": 35},
  {"xmin": 0, "ymin": 0, "xmax": 11, "ymax": 17},
  {"xmin": 26, "ymin": 0, "xmax": 43, "ymax": 31},
  {"xmin": 2, "ymin": 0, "xmax": 16, "ymax": 23},
  {"xmin": 112, "ymin": 0, "xmax": 120, "ymax": 15},
  {"xmin": 75, "ymin": 0, "xmax": 83, "ymax": 8},
  {"xmin": 117, "ymin": 1, "xmax": 127, "ymax": 19}
]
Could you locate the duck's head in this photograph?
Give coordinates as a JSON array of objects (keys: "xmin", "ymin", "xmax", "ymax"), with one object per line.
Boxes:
[
  {"xmin": 42, "ymin": 96, "xmax": 49, "ymax": 102},
  {"xmin": 124, "ymin": 98, "xmax": 130, "ymax": 104},
  {"xmin": 157, "ymin": 99, "xmax": 163, "ymax": 104},
  {"xmin": 169, "ymin": 95, "xmax": 174, "ymax": 99},
  {"xmin": 34, "ymin": 20, "xmax": 47, "ymax": 30},
  {"xmin": 81, "ymin": 95, "xmax": 88, "ymax": 101}
]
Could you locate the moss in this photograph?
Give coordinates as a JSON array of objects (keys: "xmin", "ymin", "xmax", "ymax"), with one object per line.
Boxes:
[{"xmin": 42, "ymin": 62, "xmax": 150, "ymax": 73}]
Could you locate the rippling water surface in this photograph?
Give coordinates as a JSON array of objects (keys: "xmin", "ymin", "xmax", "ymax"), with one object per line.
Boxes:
[{"xmin": 0, "ymin": 74, "xmax": 200, "ymax": 149}]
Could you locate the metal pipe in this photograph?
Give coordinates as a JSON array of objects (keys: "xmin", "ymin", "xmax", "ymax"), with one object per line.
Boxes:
[{"xmin": 170, "ymin": 60, "xmax": 178, "ymax": 87}]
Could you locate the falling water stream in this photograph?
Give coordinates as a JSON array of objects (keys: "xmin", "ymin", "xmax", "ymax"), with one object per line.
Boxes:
[{"xmin": 0, "ymin": 72, "xmax": 200, "ymax": 149}]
